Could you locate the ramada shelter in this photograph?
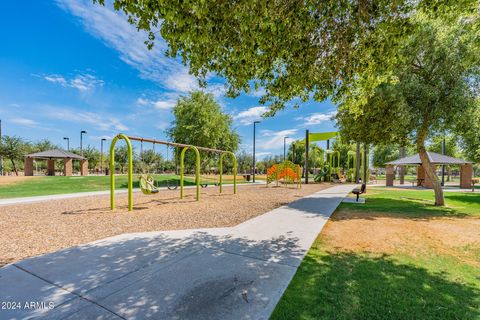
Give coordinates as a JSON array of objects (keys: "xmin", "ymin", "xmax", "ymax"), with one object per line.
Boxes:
[
  {"xmin": 24, "ymin": 149, "xmax": 88, "ymax": 176},
  {"xmin": 385, "ymin": 152, "xmax": 473, "ymax": 189}
]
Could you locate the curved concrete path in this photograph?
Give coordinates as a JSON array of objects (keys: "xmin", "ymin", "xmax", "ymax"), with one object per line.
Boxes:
[{"xmin": 0, "ymin": 184, "xmax": 354, "ymax": 320}]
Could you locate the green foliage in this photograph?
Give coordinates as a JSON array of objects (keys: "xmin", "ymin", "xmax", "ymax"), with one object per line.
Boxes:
[
  {"xmin": 72, "ymin": 146, "xmax": 101, "ymax": 170},
  {"xmin": 336, "ymin": 4, "xmax": 479, "ymax": 205},
  {"xmin": 0, "ymin": 135, "xmax": 27, "ymax": 175},
  {"xmin": 337, "ymin": 6, "xmax": 479, "ymax": 145},
  {"xmin": 235, "ymin": 150, "xmax": 253, "ymax": 173},
  {"xmin": 112, "ymin": 145, "xmax": 133, "ymax": 173},
  {"xmin": 427, "ymin": 134, "xmax": 460, "ymax": 158},
  {"xmin": 331, "ymin": 140, "xmax": 355, "ymax": 169},
  {"xmin": 30, "ymin": 139, "xmax": 60, "ymax": 153},
  {"xmin": 140, "ymin": 149, "xmax": 164, "ymax": 173},
  {"xmin": 457, "ymin": 106, "xmax": 480, "ymax": 162},
  {"xmin": 372, "ymin": 145, "xmax": 400, "ymax": 168},
  {"xmin": 168, "ymin": 91, "xmax": 240, "ymax": 169}
]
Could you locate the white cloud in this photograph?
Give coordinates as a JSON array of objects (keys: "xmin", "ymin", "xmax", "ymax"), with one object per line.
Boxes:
[
  {"xmin": 234, "ymin": 106, "xmax": 269, "ymax": 125},
  {"xmin": 247, "ymin": 87, "xmax": 266, "ymax": 98},
  {"xmin": 136, "ymin": 98, "xmax": 150, "ymax": 106},
  {"xmin": 46, "ymin": 107, "xmax": 128, "ymax": 132},
  {"xmin": 43, "ymin": 72, "xmax": 104, "ymax": 92},
  {"xmin": 55, "ymin": 0, "xmax": 200, "ymax": 94},
  {"xmin": 255, "ymin": 152, "xmax": 271, "ymax": 157},
  {"xmin": 155, "ymin": 121, "xmax": 170, "ymax": 130},
  {"xmin": 44, "ymin": 75, "xmax": 67, "ymax": 86},
  {"xmin": 258, "ymin": 129, "xmax": 298, "ymax": 150},
  {"xmin": 136, "ymin": 95, "xmax": 177, "ymax": 110},
  {"xmin": 298, "ymin": 111, "xmax": 337, "ymax": 126},
  {"xmin": 11, "ymin": 118, "xmax": 39, "ymax": 128}
]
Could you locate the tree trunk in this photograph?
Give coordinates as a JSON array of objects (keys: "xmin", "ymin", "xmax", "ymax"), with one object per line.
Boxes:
[
  {"xmin": 417, "ymin": 128, "xmax": 445, "ymax": 206},
  {"xmin": 11, "ymin": 159, "xmax": 18, "ymax": 176}
]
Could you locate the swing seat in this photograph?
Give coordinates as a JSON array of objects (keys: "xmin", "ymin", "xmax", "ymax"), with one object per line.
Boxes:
[{"xmin": 139, "ymin": 174, "xmax": 159, "ymax": 195}]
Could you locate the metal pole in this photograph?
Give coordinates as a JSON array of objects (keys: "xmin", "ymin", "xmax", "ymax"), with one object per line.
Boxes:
[
  {"xmin": 0, "ymin": 119, "xmax": 3, "ymax": 176},
  {"xmin": 292, "ymin": 142, "xmax": 295, "ymax": 163},
  {"xmin": 80, "ymin": 131, "xmax": 87, "ymax": 155},
  {"xmin": 441, "ymin": 137, "xmax": 445, "ymax": 186},
  {"xmin": 305, "ymin": 130, "xmax": 309, "ymax": 184},
  {"xmin": 355, "ymin": 143, "xmax": 361, "ymax": 183},
  {"xmin": 64, "ymin": 137, "xmax": 70, "ymax": 151},
  {"xmin": 283, "ymin": 136, "xmax": 289, "ymax": 162},
  {"xmin": 101, "ymin": 138, "xmax": 106, "ymax": 174},
  {"xmin": 363, "ymin": 144, "xmax": 368, "ymax": 185},
  {"xmin": 399, "ymin": 146, "xmax": 405, "ymax": 184},
  {"xmin": 253, "ymin": 121, "xmax": 259, "ymax": 182}
]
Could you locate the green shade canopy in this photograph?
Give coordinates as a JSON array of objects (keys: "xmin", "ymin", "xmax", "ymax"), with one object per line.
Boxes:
[{"xmin": 308, "ymin": 131, "xmax": 338, "ymax": 142}]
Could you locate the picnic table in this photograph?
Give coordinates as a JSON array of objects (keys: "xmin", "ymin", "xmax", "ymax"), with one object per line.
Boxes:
[{"xmin": 411, "ymin": 178, "xmax": 425, "ymax": 187}]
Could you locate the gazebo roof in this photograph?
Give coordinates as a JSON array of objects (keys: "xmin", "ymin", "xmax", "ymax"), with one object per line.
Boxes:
[
  {"xmin": 386, "ymin": 152, "xmax": 472, "ymax": 166},
  {"xmin": 25, "ymin": 149, "xmax": 86, "ymax": 160}
]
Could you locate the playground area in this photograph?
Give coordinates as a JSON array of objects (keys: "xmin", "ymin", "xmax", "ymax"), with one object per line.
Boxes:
[{"xmin": 0, "ymin": 183, "xmax": 330, "ymax": 267}]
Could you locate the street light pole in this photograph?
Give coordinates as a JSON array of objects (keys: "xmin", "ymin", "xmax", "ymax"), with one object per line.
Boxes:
[
  {"xmin": 63, "ymin": 137, "xmax": 70, "ymax": 151},
  {"xmin": 283, "ymin": 136, "xmax": 289, "ymax": 162},
  {"xmin": 252, "ymin": 121, "xmax": 260, "ymax": 183},
  {"xmin": 0, "ymin": 119, "xmax": 3, "ymax": 176},
  {"xmin": 80, "ymin": 130, "xmax": 87, "ymax": 155},
  {"xmin": 101, "ymin": 138, "xmax": 106, "ymax": 175}
]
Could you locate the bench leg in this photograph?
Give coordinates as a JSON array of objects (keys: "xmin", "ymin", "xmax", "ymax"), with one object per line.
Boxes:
[{"xmin": 356, "ymin": 193, "xmax": 359, "ymax": 202}]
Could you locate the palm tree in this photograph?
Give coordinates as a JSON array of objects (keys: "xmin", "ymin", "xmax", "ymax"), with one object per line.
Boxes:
[{"xmin": 0, "ymin": 135, "xmax": 27, "ymax": 176}]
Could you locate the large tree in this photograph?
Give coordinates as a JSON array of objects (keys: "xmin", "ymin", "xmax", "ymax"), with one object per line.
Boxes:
[
  {"xmin": 168, "ymin": 91, "xmax": 240, "ymax": 169},
  {"xmin": 96, "ymin": 0, "xmax": 413, "ymax": 113},
  {"xmin": 98, "ymin": 0, "xmax": 478, "ymax": 205},
  {"xmin": 336, "ymin": 5, "xmax": 479, "ymax": 205},
  {"xmin": 0, "ymin": 136, "xmax": 27, "ymax": 176}
]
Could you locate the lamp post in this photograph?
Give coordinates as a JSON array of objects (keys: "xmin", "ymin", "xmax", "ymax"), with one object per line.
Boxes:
[
  {"xmin": 100, "ymin": 138, "xmax": 106, "ymax": 175},
  {"xmin": 0, "ymin": 119, "xmax": 3, "ymax": 176},
  {"xmin": 63, "ymin": 137, "xmax": 70, "ymax": 151},
  {"xmin": 252, "ymin": 121, "xmax": 260, "ymax": 183},
  {"xmin": 283, "ymin": 136, "xmax": 289, "ymax": 162},
  {"xmin": 80, "ymin": 130, "xmax": 87, "ymax": 155}
]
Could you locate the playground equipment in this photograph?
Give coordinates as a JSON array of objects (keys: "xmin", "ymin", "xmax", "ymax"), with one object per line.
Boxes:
[
  {"xmin": 304, "ymin": 131, "xmax": 339, "ymax": 183},
  {"xmin": 304, "ymin": 130, "xmax": 370, "ymax": 183},
  {"xmin": 327, "ymin": 150, "xmax": 341, "ymax": 179},
  {"xmin": 139, "ymin": 174, "xmax": 159, "ymax": 195},
  {"xmin": 109, "ymin": 134, "xmax": 237, "ymax": 211},
  {"xmin": 266, "ymin": 160, "xmax": 302, "ymax": 188}
]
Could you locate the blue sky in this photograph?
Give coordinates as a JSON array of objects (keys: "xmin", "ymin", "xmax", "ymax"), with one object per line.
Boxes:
[{"xmin": 0, "ymin": 0, "xmax": 337, "ymax": 159}]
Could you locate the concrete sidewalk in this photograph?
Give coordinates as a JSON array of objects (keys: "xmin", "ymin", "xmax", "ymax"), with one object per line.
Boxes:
[{"xmin": 0, "ymin": 184, "xmax": 353, "ymax": 320}]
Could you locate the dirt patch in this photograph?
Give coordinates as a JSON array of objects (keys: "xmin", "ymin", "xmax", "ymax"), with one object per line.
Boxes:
[
  {"xmin": 0, "ymin": 176, "xmax": 40, "ymax": 185},
  {"xmin": 0, "ymin": 183, "xmax": 330, "ymax": 266},
  {"xmin": 321, "ymin": 208, "xmax": 480, "ymax": 267}
]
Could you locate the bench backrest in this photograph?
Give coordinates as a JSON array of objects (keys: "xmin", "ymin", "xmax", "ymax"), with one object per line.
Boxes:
[{"xmin": 360, "ymin": 183, "xmax": 366, "ymax": 193}]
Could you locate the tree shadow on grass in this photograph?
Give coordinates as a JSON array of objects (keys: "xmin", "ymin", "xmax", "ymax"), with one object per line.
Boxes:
[
  {"xmin": 271, "ymin": 251, "xmax": 480, "ymax": 320},
  {"xmin": 444, "ymin": 193, "xmax": 480, "ymax": 205},
  {"xmin": 335, "ymin": 196, "xmax": 472, "ymax": 220}
]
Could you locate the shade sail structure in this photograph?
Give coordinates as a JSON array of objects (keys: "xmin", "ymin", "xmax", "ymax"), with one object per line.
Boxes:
[
  {"xmin": 308, "ymin": 131, "xmax": 338, "ymax": 142},
  {"xmin": 25, "ymin": 149, "xmax": 86, "ymax": 160},
  {"xmin": 386, "ymin": 152, "xmax": 472, "ymax": 166}
]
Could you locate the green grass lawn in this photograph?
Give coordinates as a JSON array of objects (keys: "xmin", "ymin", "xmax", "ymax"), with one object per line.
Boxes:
[
  {"xmin": 271, "ymin": 188, "xmax": 480, "ymax": 319},
  {"xmin": 0, "ymin": 174, "xmax": 240, "ymax": 199}
]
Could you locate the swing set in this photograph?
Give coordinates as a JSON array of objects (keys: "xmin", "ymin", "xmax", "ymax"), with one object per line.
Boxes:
[{"xmin": 109, "ymin": 133, "xmax": 237, "ymax": 211}]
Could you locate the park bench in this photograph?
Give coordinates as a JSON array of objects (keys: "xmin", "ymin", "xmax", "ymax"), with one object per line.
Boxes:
[
  {"xmin": 352, "ymin": 183, "xmax": 366, "ymax": 202},
  {"xmin": 472, "ymin": 178, "xmax": 479, "ymax": 192}
]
